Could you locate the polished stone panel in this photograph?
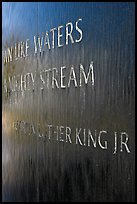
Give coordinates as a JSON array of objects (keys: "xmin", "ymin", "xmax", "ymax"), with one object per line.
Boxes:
[{"xmin": 2, "ymin": 2, "xmax": 135, "ymax": 202}]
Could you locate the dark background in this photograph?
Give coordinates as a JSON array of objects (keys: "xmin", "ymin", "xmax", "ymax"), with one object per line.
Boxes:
[{"xmin": 2, "ymin": 2, "xmax": 135, "ymax": 202}]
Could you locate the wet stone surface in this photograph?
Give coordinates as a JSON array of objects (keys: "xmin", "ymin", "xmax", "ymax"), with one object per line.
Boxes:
[{"xmin": 2, "ymin": 2, "xmax": 135, "ymax": 202}]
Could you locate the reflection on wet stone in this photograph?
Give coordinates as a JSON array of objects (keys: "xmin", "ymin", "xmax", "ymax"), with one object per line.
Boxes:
[{"xmin": 2, "ymin": 2, "xmax": 135, "ymax": 202}]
